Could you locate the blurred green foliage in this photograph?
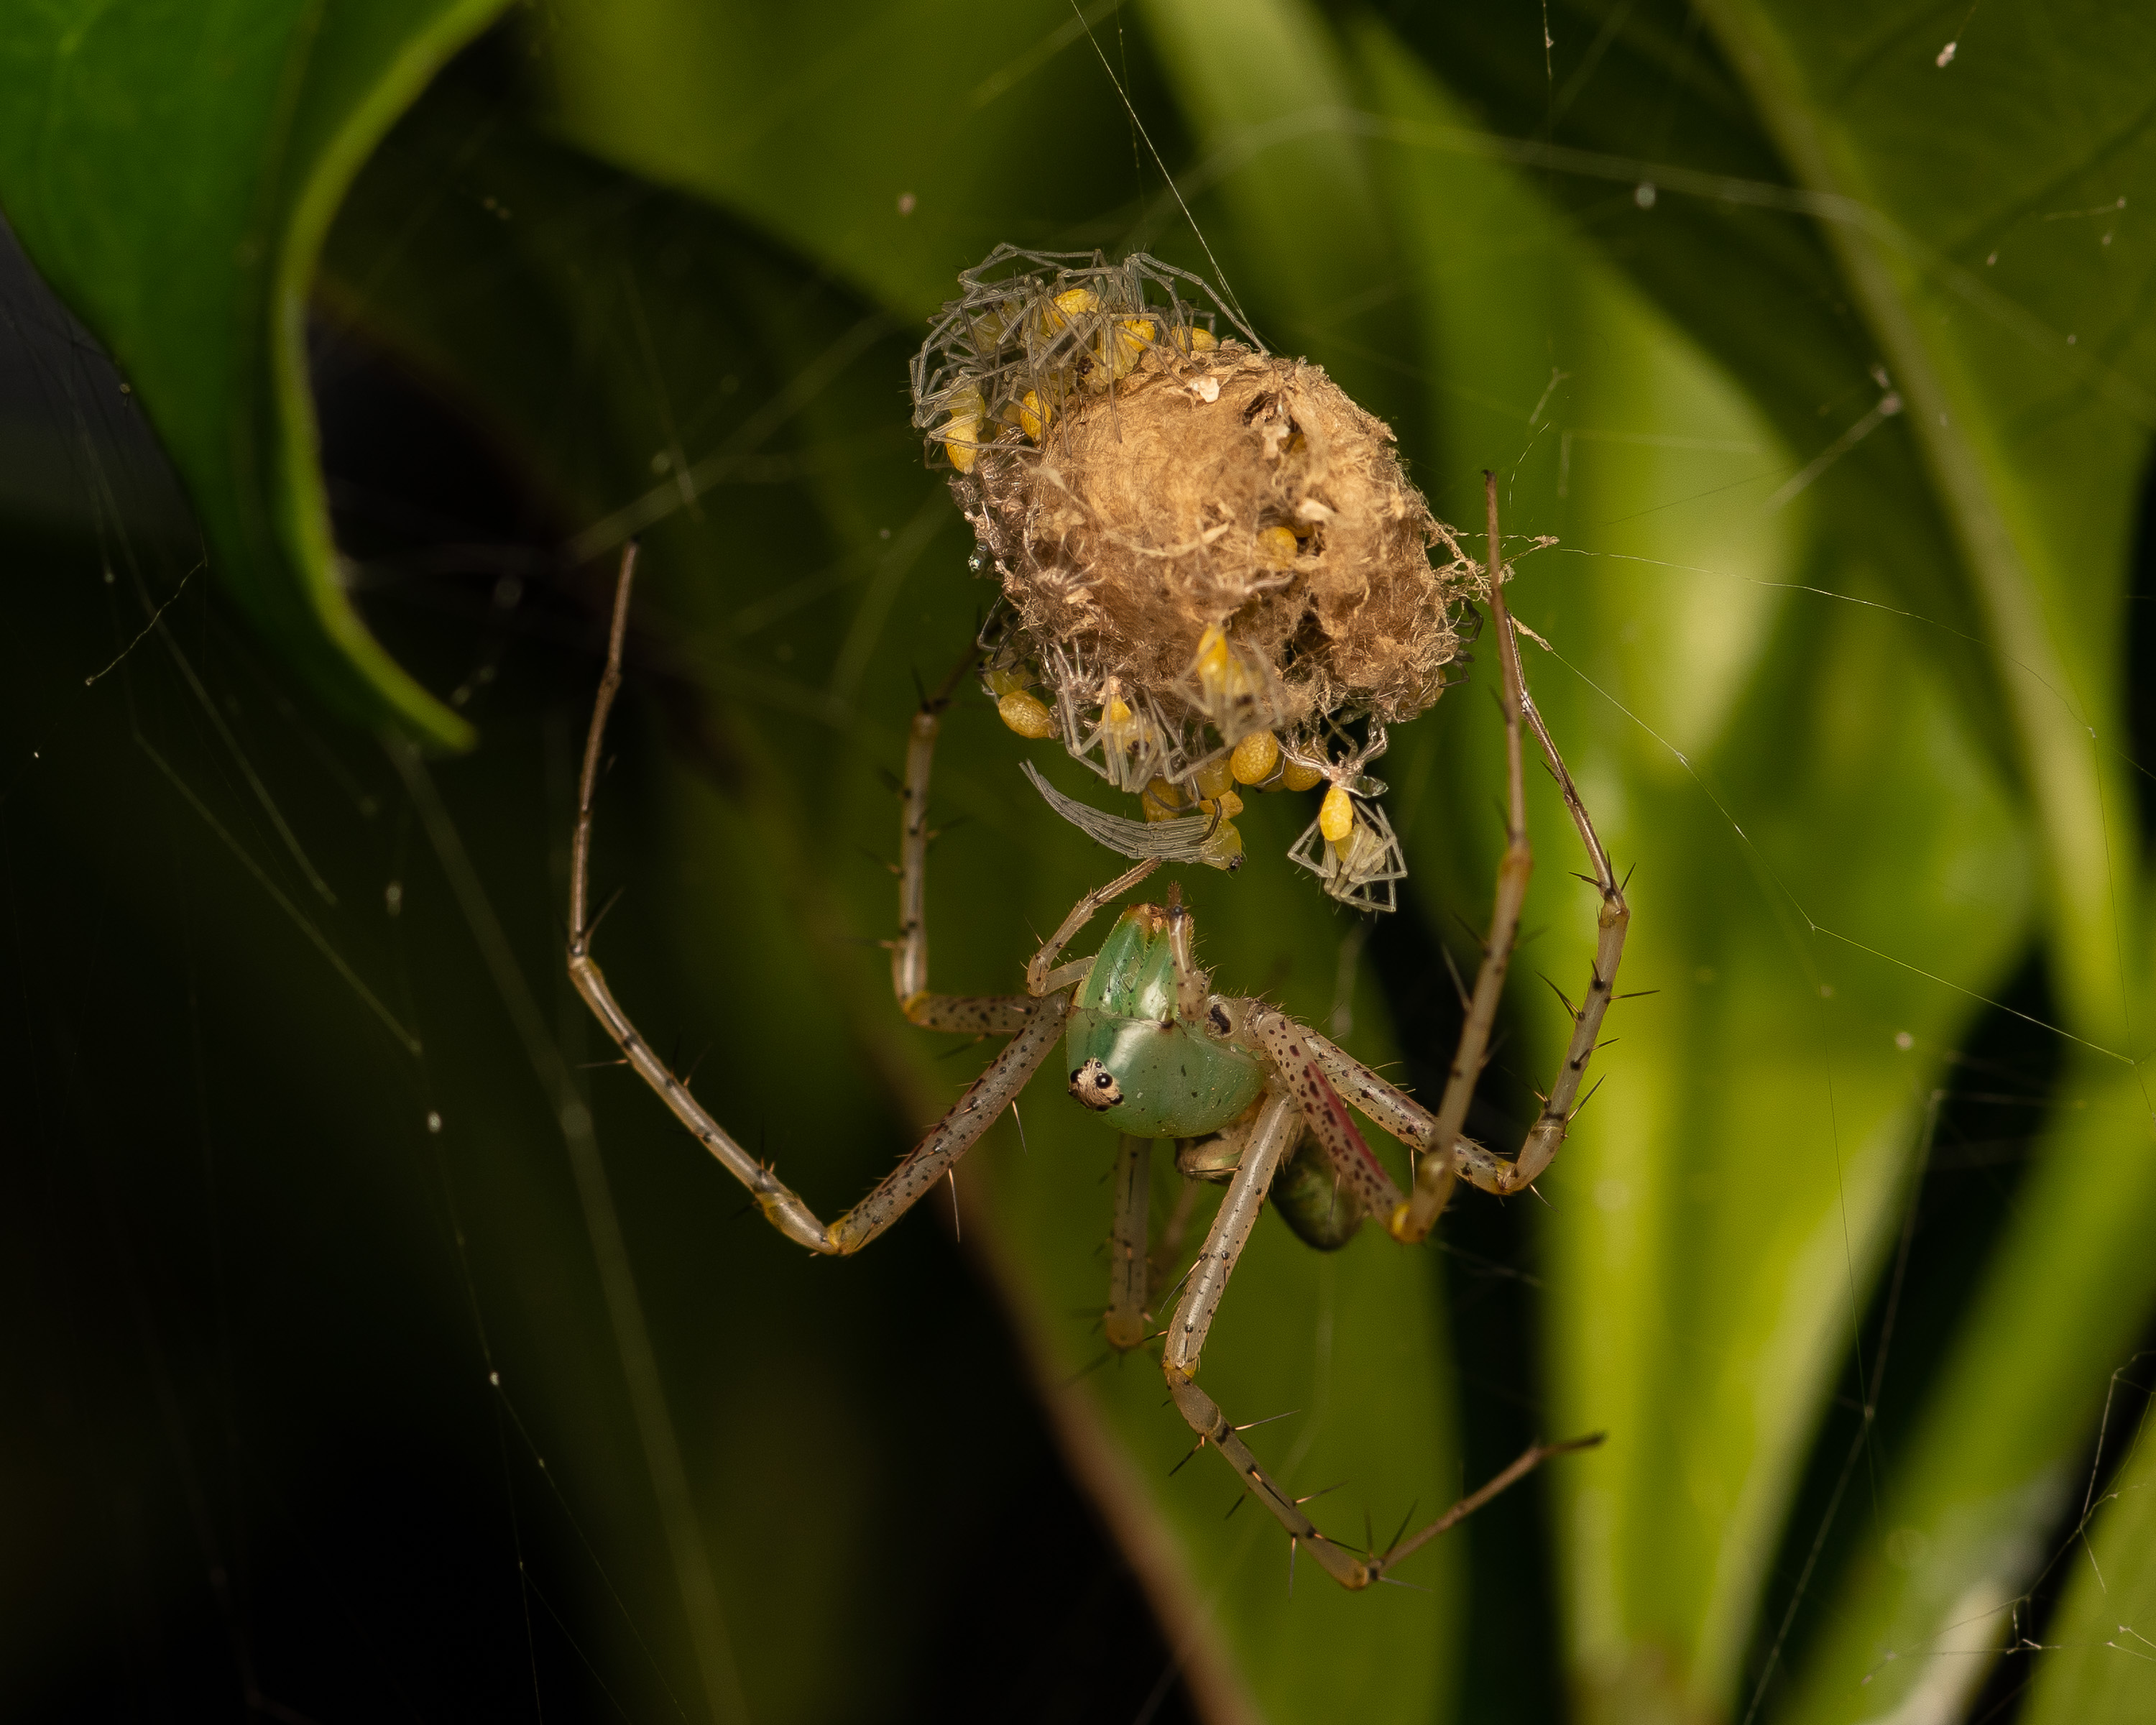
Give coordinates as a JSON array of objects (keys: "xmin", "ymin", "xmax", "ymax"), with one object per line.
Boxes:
[{"xmin": 4, "ymin": 2, "xmax": 2155, "ymax": 1723}]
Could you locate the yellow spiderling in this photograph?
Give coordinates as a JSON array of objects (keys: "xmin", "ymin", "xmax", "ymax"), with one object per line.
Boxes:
[
  {"xmin": 1230, "ymin": 730, "xmax": 1279, "ymax": 786},
  {"xmin": 1318, "ymin": 783, "xmax": 1355, "ymax": 845},
  {"xmin": 997, "ymin": 689, "xmax": 1056, "ymax": 738}
]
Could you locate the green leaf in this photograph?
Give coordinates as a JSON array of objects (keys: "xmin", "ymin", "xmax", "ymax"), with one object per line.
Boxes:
[
  {"xmin": 1358, "ymin": 27, "xmax": 2032, "ymax": 1719},
  {"xmin": 0, "ymin": 0, "xmax": 509, "ymax": 748},
  {"xmin": 1695, "ymin": 0, "xmax": 2155, "ymax": 1024},
  {"xmin": 1772, "ymin": 1058, "xmax": 2156, "ymax": 1725},
  {"xmin": 1340, "ymin": 5, "xmax": 2156, "ymax": 1718},
  {"xmin": 1388, "ymin": 0, "xmax": 2017, "ymax": 785},
  {"xmin": 523, "ymin": 0, "xmax": 1194, "ymax": 319},
  {"xmin": 1669, "ymin": 7, "xmax": 2156, "ymax": 1719},
  {"xmin": 2023, "ymin": 1407, "xmax": 2156, "ymax": 1724}
]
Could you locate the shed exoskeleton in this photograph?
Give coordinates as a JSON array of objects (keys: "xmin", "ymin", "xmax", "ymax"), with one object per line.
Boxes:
[{"xmin": 568, "ymin": 477, "xmax": 1629, "ymax": 1590}]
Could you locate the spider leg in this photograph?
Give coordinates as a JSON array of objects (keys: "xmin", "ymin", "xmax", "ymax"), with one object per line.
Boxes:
[
  {"xmin": 1162, "ymin": 884, "xmax": 1210, "ymax": 1021},
  {"xmin": 1504, "ymin": 687, "xmax": 1628, "ymax": 1190},
  {"xmin": 1291, "ymin": 1029, "xmax": 1460, "ymax": 1223},
  {"xmin": 889, "ymin": 682, "xmax": 1033, "ymax": 1032},
  {"xmin": 568, "ymin": 551, "xmax": 1071, "ymax": 1256},
  {"xmin": 1296, "ymin": 1029, "xmax": 1439, "ymax": 1149},
  {"xmin": 1025, "ymin": 856, "xmax": 1161, "ymax": 997},
  {"xmin": 1105, "ymin": 1134, "xmax": 1152, "ymax": 1351},
  {"xmin": 1394, "ymin": 474, "xmax": 1631, "ymax": 1236},
  {"xmin": 1297, "ymin": 1027, "xmax": 1567, "ymax": 1208},
  {"xmin": 890, "ymin": 678, "xmax": 1158, "ymax": 1021},
  {"xmin": 1365, "ymin": 1432, "xmax": 1605, "ymax": 1584},
  {"xmin": 1243, "ymin": 1006, "xmax": 1404, "ymax": 1218},
  {"xmin": 1160, "ymin": 1082, "xmax": 1583, "ymax": 1586},
  {"xmin": 822, "ymin": 1000, "xmax": 1067, "ymax": 1251},
  {"xmin": 1159, "ymin": 1090, "xmax": 1368, "ymax": 1581},
  {"xmin": 1161, "ymin": 1087, "xmax": 1297, "ymax": 1380}
]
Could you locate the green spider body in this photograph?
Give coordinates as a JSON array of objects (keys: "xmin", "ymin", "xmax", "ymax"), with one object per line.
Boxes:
[{"xmin": 1064, "ymin": 906, "xmax": 1264, "ymax": 1138}]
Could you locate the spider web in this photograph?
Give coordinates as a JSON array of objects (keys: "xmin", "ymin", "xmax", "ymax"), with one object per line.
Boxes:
[
  {"xmin": 4, "ymin": 6, "xmax": 2155, "ymax": 1725},
  {"xmin": 0, "ymin": 120, "xmax": 1194, "ymax": 1725}
]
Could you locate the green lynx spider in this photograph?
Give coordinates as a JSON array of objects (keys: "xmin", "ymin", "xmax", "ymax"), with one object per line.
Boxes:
[{"xmin": 568, "ymin": 476, "xmax": 1628, "ymax": 1590}]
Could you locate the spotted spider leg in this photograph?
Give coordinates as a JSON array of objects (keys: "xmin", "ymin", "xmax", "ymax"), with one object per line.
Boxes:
[
  {"xmin": 891, "ymin": 690, "xmax": 1157, "ymax": 1029},
  {"xmin": 1243, "ymin": 1004, "xmax": 1406, "ymax": 1218},
  {"xmin": 1235, "ymin": 499, "xmax": 1628, "ymax": 1220},
  {"xmin": 892, "ymin": 696, "xmax": 1031, "ymax": 1036},
  {"xmin": 1105, "ymin": 1136, "xmax": 1153, "ymax": 1351},
  {"xmin": 1096, "ymin": 887, "xmax": 1404, "ymax": 1354},
  {"xmin": 1148, "ymin": 891, "xmax": 1404, "ymax": 1220},
  {"xmin": 1391, "ymin": 473, "xmax": 1631, "ymax": 1241},
  {"xmin": 1110, "ymin": 914, "xmax": 1574, "ymax": 1584},
  {"xmin": 568, "ymin": 546, "xmax": 1155, "ymax": 1257},
  {"xmin": 1289, "ymin": 1021, "xmax": 1593, "ymax": 1213},
  {"xmin": 1158, "ymin": 1082, "xmax": 1593, "ymax": 1588}
]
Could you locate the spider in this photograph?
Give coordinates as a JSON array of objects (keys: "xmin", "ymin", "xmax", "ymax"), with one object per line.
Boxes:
[{"xmin": 567, "ymin": 473, "xmax": 1629, "ymax": 1591}]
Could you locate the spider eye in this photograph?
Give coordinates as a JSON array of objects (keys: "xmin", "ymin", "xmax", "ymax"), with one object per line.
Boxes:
[{"xmin": 1068, "ymin": 1058, "xmax": 1124, "ymax": 1111}]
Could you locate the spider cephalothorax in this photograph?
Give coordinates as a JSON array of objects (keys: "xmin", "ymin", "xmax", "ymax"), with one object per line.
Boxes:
[{"xmin": 1061, "ymin": 898, "xmax": 1261, "ymax": 1134}]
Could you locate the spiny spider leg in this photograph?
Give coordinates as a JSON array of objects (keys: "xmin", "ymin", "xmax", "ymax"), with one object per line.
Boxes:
[
  {"xmin": 1390, "ymin": 473, "xmax": 1529, "ymax": 1234},
  {"xmin": 1244, "ymin": 1006, "xmax": 1404, "ymax": 1218},
  {"xmin": 1161, "ymin": 1085, "xmax": 1590, "ymax": 1586},
  {"xmin": 1026, "ymin": 857, "xmax": 1161, "ymax": 996},
  {"xmin": 822, "ymin": 1008, "xmax": 1068, "ymax": 1252},
  {"xmin": 1105, "ymin": 1135, "xmax": 1152, "ymax": 1350},
  {"xmin": 1295, "ymin": 1029, "xmax": 1481, "ymax": 1206},
  {"xmin": 1299, "ymin": 1028, "xmax": 1443, "ymax": 1154},
  {"xmin": 892, "ymin": 681, "xmax": 1029, "ymax": 1034},
  {"xmin": 569, "ymin": 546, "xmax": 828, "ymax": 1251},
  {"xmin": 1164, "ymin": 1086, "xmax": 1365, "ymax": 1581},
  {"xmin": 1162, "ymin": 1088, "xmax": 1299, "ymax": 1384},
  {"xmin": 1161, "ymin": 884, "xmax": 1210, "ymax": 1021},
  {"xmin": 891, "ymin": 681, "xmax": 1152, "ymax": 1024},
  {"xmin": 1148, "ymin": 885, "xmax": 1404, "ymax": 1218},
  {"xmin": 1298, "ymin": 1027, "xmax": 1583, "ymax": 1205},
  {"xmin": 568, "ymin": 549, "xmax": 1132, "ymax": 1256},
  {"xmin": 1178, "ymin": 1018, "xmax": 1488, "ymax": 1225},
  {"xmin": 1506, "ymin": 688, "xmax": 1628, "ymax": 1190},
  {"xmin": 1395, "ymin": 473, "xmax": 1631, "ymax": 1236},
  {"xmin": 1368, "ymin": 1432, "xmax": 1605, "ymax": 1577}
]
